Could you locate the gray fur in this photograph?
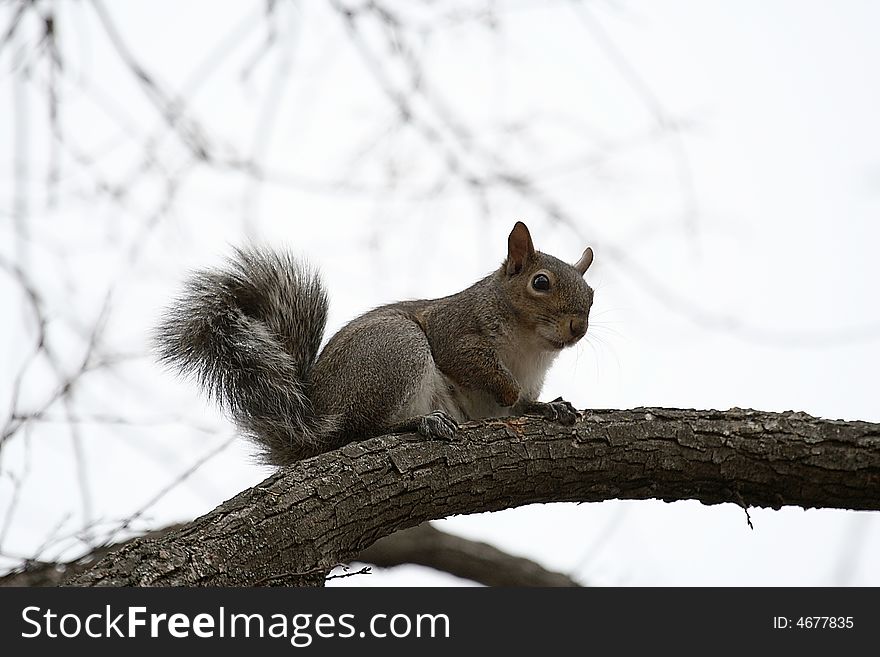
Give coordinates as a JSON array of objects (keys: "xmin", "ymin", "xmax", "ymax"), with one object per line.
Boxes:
[
  {"xmin": 309, "ymin": 305, "xmax": 446, "ymax": 446},
  {"xmin": 154, "ymin": 223, "xmax": 594, "ymax": 467},
  {"xmin": 154, "ymin": 247, "xmax": 338, "ymax": 465}
]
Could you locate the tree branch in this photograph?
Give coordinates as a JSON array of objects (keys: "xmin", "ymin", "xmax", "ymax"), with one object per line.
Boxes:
[
  {"xmin": 0, "ymin": 525, "xmax": 184, "ymax": 587},
  {"xmin": 1, "ymin": 523, "xmax": 580, "ymax": 587},
  {"xmin": 63, "ymin": 408, "xmax": 879, "ymax": 587},
  {"xmin": 357, "ymin": 523, "xmax": 580, "ymax": 587}
]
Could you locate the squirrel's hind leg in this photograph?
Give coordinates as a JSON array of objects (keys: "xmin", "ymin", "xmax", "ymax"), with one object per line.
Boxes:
[{"xmin": 317, "ymin": 311, "xmax": 462, "ymax": 443}]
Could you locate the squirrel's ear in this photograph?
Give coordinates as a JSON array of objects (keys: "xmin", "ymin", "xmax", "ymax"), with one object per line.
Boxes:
[
  {"xmin": 506, "ymin": 221, "xmax": 535, "ymax": 275},
  {"xmin": 573, "ymin": 246, "xmax": 594, "ymax": 276}
]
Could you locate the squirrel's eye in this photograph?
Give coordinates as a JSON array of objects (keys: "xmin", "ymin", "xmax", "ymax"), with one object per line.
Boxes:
[{"xmin": 532, "ymin": 274, "xmax": 551, "ymax": 291}]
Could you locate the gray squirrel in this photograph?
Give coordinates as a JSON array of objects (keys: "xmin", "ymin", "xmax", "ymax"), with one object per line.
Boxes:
[{"xmin": 155, "ymin": 221, "xmax": 594, "ymax": 466}]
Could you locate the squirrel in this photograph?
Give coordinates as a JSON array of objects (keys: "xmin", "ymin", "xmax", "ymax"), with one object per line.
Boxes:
[{"xmin": 154, "ymin": 221, "xmax": 594, "ymax": 466}]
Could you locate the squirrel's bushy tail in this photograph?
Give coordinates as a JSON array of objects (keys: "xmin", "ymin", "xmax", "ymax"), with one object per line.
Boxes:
[{"xmin": 154, "ymin": 247, "xmax": 338, "ymax": 465}]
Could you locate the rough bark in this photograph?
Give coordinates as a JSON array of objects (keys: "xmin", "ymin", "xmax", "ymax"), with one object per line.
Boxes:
[
  {"xmin": 63, "ymin": 408, "xmax": 879, "ymax": 587},
  {"xmin": 1, "ymin": 523, "xmax": 579, "ymax": 587},
  {"xmin": 0, "ymin": 525, "xmax": 184, "ymax": 587}
]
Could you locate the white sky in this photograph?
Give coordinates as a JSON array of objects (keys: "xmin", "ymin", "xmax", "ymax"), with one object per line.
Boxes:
[{"xmin": 1, "ymin": 0, "xmax": 878, "ymax": 585}]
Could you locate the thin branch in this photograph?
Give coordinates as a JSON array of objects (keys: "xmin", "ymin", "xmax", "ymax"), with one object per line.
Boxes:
[
  {"xmin": 357, "ymin": 523, "xmax": 581, "ymax": 587},
  {"xmin": 571, "ymin": 0, "xmax": 699, "ymax": 242}
]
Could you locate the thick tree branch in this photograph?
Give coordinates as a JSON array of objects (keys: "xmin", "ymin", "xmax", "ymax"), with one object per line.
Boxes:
[
  {"xmin": 1, "ymin": 523, "xmax": 579, "ymax": 587},
  {"xmin": 63, "ymin": 408, "xmax": 879, "ymax": 587},
  {"xmin": 0, "ymin": 525, "xmax": 183, "ymax": 587}
]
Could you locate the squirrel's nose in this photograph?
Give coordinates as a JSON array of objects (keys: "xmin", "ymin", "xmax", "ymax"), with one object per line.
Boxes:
[{"xmin": 569, "ymin": 316, "xmax": 588, "ymax": 340}]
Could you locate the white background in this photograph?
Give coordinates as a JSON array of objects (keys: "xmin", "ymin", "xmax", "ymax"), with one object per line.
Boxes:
[{"xmin": 1, "ymin": 0, "xmax": 878, "ymax": 585}]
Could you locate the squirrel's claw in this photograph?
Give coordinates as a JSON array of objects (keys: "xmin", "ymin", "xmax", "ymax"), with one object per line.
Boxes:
[
  {"xmin": 515, "ymin": 397, "xmax": 579, "ymax": 425},
  {"xmin": 546, "ymin": 397, "xmax": 579, "ymax": 426},
  {"xmin": 417, "ymin": 410, "xmax": 459, "ymax": 441}
]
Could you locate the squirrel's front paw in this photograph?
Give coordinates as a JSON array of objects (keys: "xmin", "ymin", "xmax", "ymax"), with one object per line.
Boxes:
[
  {"xmin": 514, "ymin": 397, "xmax": 579, "ymax": 425},
  {"xmin": 546, "ymin": 397, "xmax": 579, "ymax": 425},
  {"xmin": 416, "ymin": 411, "xmax": 459, "ymax": 441},
  {"xmin": 522, "ymin": 397, "xmax": 578, "ymax": 425}
]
